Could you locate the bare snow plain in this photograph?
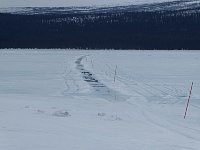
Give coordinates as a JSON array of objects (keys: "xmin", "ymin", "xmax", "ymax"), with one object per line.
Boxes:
[{"xmin": 0, "ymin": 49, "xmax": 200, "ymax": 150}]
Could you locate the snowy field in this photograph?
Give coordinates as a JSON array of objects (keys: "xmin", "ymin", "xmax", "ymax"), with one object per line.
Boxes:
[
  {"xmin": 0, "ymin": 0, "xmax": 177, "ymax": 7},
  {"xmin": 0, "ymin": 49, "xmax": 200, "ymax": 150}
]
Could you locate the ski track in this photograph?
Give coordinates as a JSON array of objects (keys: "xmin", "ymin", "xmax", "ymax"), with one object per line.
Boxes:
[
  {"xmin": 62, "ymin": 65, "xmax": 81, "ymax": 95},
  {"xmin": 141, "ymin": 107, "xmax": 200, "ymax": 143},
  {"xmin": 99, "ymin": 62, "xmax": 184, "ymax": 105},
  {"xmin": 102, "ymin": 62, "xmax": 197, "ymax": 108}
]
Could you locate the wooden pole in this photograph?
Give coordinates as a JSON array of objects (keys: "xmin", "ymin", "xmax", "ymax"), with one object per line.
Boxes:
[{"xmin": 184, "ymin": 82, "xmax": 194, "ymax": 119}]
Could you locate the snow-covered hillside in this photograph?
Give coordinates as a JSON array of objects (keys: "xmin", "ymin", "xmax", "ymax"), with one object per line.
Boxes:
[
  {"xmin": 0, "ymin": 0, "xmax": 178, "ymax": 7},
  {"xmin": 0, "ymin": 0, "xmax": 200, "ymax": 14},
  {"xmin": 0, "ymin": 50, "xmax": 200, "ymax": 150}
]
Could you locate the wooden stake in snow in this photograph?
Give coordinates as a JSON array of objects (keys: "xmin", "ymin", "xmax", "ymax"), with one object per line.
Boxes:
[
  {"xmin": 184, "ymin": 82, "xmax": 194, "ymax": 119},
  {"xmin": 114, "ymin": 65, "xmax": 117, "ymax": 82}
]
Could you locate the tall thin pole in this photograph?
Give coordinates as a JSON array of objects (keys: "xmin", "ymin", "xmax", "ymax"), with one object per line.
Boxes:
[
  {"xmin": 114, "ymin": 65, "xmax": 117, "ymax": 83},
  {"xmin": 184, "ymin": 82, "xmax": 193, "ymax": 119}
]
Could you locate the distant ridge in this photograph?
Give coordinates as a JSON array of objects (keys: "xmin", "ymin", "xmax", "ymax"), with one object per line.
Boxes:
[
  {"xmin": 0, "ymin": 0, "xmax": 200, "ymax": 49},
  {"xmin": 0, "ymin": 0, "xmax": 200, "ymax": 15}
]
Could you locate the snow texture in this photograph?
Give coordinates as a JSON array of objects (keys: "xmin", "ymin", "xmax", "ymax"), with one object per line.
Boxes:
[
  {"xmin": 0, "ymin": 50, "xmax": 200, "ymax": 150},
  {"xmin": 0, "ymin": 0, "xmax": 177, "ymax": 7}
]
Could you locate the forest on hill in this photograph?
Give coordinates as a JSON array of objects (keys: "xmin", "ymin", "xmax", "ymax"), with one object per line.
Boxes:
[{"xmin": 0, "ymin": 10, "xmax": 200, "ymax": 49}]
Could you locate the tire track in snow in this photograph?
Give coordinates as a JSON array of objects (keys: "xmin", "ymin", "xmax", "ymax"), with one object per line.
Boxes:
[
  {"xmin": 142, "ymin": 109, "xmax": 200, "ymax": 142},
  {"xmin": 105, "ymin": 64, "xmax": 186, "ymax": 104},
  {"xmin": 62, "ymin": 66, "xmax": 80, "ymax": 94},
  {"xmin": 99, "ymin": 62, "xmax": 200, "ymax": 142},
  {"xmin": 75, "ymin": 56, "xmax": 129, "ymax": 102}
]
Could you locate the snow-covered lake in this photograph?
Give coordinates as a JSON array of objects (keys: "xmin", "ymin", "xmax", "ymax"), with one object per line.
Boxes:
[{"xmin": 0, "ymin": 49, "xmax": 200, "ymax": 150}]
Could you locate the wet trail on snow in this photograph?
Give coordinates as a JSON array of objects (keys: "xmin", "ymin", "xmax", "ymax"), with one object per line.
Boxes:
[{"xmin": 75, "ymin": 56, "xmax": 129, "ymax": 102}]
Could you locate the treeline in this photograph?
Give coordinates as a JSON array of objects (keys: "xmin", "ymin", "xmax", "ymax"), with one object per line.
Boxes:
[{"xmin": 0, "ymin": 10, "xmax": 200, "ymax": 49}]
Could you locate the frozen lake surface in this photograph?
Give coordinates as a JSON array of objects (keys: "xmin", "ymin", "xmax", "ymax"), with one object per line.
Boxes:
[{"xmin": 0, "ymin": 50, "xmax": 200, "ymax": 150}]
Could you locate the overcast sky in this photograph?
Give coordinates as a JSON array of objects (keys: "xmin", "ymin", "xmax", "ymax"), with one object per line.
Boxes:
[{"xmin": 0, "ymin": 0, "xmax": 174, "ymax": 7}]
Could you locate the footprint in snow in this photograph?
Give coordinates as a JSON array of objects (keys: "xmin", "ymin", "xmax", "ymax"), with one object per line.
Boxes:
[
  {"xmin": 37, "ymin": 109, "xmax": 45, "ymax": 114},
  {"xmin": 24, "ymin": 105, "xmax": 30, "ymax": 109},
  {"xmin": 98, "ymin": 113, "xmax": 121, "ymax": 121},
  {"xmin": 108, "ymin": 115, "xmax": 122, "ymax": 121},
  {"xmin": 53, "ymin": 110, "xmax": 71, "ymax": 117},
  {"xmin": 98, "ymin": 112, "xmax": 106, "ymax": 117}
]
